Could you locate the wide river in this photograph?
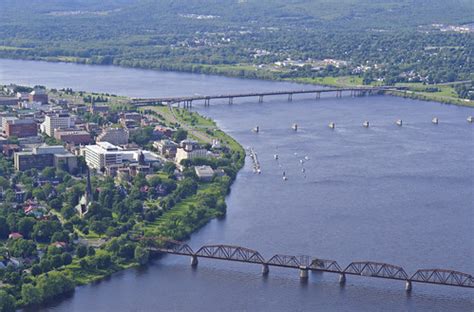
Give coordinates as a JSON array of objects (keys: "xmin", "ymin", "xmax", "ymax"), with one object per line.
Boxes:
[{"xmin": 1, "ymin": 59, "xmax": 473, "ymax": 311}]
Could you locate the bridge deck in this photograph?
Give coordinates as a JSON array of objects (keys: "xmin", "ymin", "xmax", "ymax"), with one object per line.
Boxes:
[{"xmin": 131, "ymin": 86, "xmax": 404, "ymax": 105}]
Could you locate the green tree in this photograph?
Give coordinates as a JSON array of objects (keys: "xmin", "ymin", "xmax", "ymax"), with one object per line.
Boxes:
[
  {"xmin": 0, "ymin": 217, "xmax": 9, "ymax": 239},
  {"xmin": 17, "ymin": 217, "xmax": 35, "ymax": 239},
  {"xmin": 21, "ymin": 283, "xmax": 42, "ymax": 306},
  {"xmin": 36, "ymin": 271, "xmax": 75, "ymax": 300},
  {"xmin": 76, "ymin": 245, "xmax": 87, "ymax": 258},
  {"xmin": 31, "ymin": 264, "xmax": 42, "ymax": 276},
  {"xmin": 172, "ymin": 129, "xmax": 188, "ymax": 142},
  {"xmin": 61, "ymin": 253, "xmax": 73, "ymax": 265},
  {"xmin": 41, "ymin": 167, "xmax": 56, "ymax": 179},
  {"xmin": 134, "ymin": 246, "xmax": 150, "ymax": 265},
  {"xmin": 0, "ymin": 290, "xmax": 15, "ymax": 312},
  {"xmin": 8, "ymin": 238, "xmax": 37, "ymax": 258}
]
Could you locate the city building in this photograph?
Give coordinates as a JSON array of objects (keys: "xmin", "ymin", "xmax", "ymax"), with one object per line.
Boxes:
[
  {"xmin": 194, "ymin": 165, "xmax": 215, "ymax": 181},
  {"xmin": 96, "ymin": 127, "xmax": 129, "ymax": 145},
  {"xmin": 90, "ymin": 104, "xmax": 109, "ymax": 115},
  {"xmin": 153, "ymin": 125, "xmax": 175, "ymax": 138},
  {"xmin": 82, "ymin": 141, "xmax": 160, "ymax": 172},
  {"xmin": 2, "ymin": 144, "xmax": 20, "ymax": 157},
  {"xmin": 16, "ymin": 92, "xmax": 29, "ymax": 101},
  {"xmin": 175, "ymin": 140, "xmax": 209, "ymax": 164},
  {"xmin": 54, "ymin": 129, "xmax": 93, "ymax": 145},
  {"xmin": 29, "ymin": 88, "xmax": 48, "ymax": 104},
  {"xmin": 14, "ymin": 145, "xmax": 77, "ymax": 172},
  {"xmin": 41, "ymin": 113, "xmax": 74, "ymax": 136},
  {"xmin": 1, "ymin": 116, "xmax": 17, "ymax": 130},
  {"xmin": 0, "ymin": 96, "xmax": 18, "ymax": 106},
  {"xmin": 153, "ymin": 139, "xmax": 178, "ymax": 158},
  {"xmin": 4, "ymin": 119, "xmax": 37, "ymax": 138},
  {"xmin": 120, "ymin": 112, "xmax": 142, "ymax": 129}
]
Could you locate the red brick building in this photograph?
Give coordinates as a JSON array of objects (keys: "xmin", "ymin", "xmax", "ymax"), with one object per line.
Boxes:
[
  {"xmin": 5, "ymin": 119, "xmax": 37, "ymax": 138},
  {"xmin": 29, "ymin": 88, "xmax": 48, "ymax": 104},
  {"xmin": 54, "ymin": 129, "xmax": 93, "ymax": 145}
]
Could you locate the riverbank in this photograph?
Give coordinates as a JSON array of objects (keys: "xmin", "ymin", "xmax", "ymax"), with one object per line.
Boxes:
[
  {"xmin": 0, "ymin": 85, "xmax": 245, "ymax": 310},
  {"xmin": 1, "ymin": 56, "xmax": 471, "ymax": 108}
]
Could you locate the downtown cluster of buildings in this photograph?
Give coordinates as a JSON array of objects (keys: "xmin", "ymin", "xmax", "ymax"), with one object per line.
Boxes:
[{"xmin": 1, "ymin": 84, "xmax": 218, "ymax": 180}]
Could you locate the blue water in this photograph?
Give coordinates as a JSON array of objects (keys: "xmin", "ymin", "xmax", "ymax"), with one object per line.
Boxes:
[{"xmin": 1, "ymin": 59, "xmax": 472, "ymax": 311}]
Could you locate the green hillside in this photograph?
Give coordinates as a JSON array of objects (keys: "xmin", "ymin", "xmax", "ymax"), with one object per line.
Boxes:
[{"xmin": 0, "ymin": 0, "xmax": 472, "ymax": 88}]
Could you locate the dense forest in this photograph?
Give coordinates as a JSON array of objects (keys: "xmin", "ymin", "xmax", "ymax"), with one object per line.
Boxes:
[{"xmin": 0, "ymin": 0, "xmax": 472, "ymax": 87}]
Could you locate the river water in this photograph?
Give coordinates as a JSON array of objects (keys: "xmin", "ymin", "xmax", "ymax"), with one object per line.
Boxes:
[{"xmin": 1, "ymin": 59, "xmax": 473, "ymax": 311}]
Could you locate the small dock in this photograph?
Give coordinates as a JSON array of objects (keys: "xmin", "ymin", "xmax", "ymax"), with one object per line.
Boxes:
[{"xmin": 248, "ymin": 147, "xmax": 261, "ymax": 174}]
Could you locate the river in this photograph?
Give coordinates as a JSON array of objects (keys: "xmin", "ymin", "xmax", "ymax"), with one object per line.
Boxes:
[{"xmin": 1, "ymin": 59, "xmax": 473, "ymax": 311}]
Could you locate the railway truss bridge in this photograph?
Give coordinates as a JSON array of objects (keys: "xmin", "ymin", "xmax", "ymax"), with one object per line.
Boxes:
[{"xmin": 136, "ymin": 237, "xmax": 474, "ymax": 292}]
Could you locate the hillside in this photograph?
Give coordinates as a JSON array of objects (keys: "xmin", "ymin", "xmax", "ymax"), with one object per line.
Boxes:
[{"xmin": 0, "ymin": 0, "xmax": 472, "ymax": 87}]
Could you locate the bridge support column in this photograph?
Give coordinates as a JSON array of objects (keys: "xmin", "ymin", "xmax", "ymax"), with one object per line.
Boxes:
[
  {"xmin": 299, "ymin": 266, "xmax": 309, "ymax": 280},
  {"xmin": 190, "ymin": 255, "xmax": 198, "ymax": 267},
  {"xmin": 258, "ymin": 95, "xmax": 264, "ymax": 103},
  {"xmin": 316, "ymin": 92, "xmax": 320, "ymax": 100},
  {"xmin": 339, "ymin": 273, "xmax": 346, "ymax": 285},
  {"xmin": 405, "ymin": 281, "xmax": 412, "ymax": 292},
  {"xmin": 229, "ymin": 97, "xmax": 233, "ymax": 105},
  {"xmin": 288, "ymin": 94, "xmax": 293, "ymax": 102},
  {"xmin": 262, "ymin": 264, "xmax": 269, "ymax": 275}
]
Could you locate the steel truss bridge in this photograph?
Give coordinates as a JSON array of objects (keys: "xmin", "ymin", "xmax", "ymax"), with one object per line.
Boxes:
[
  {"xmin": 131, "ymin": 86, "xmax": 406, "ymax": 107},
  {"xmin": 137, "ymin": 237, "xmax": 473, "ymax": 292}
]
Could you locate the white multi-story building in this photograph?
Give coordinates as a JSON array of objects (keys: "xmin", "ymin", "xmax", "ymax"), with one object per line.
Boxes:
[
  {"xmin": 41, "ymin": 113, "xmax": 74, "ymax": 137},
  {"xmin": 96, "ymin": 127, "xmax": 129, "ymax": 145},
  {"xmin": 83, "ymin": 141, "xmax": 159, "ymax": 172},
  {"xmin": 175, "ymin": 148, "xmax": 208, "ymax": 163}
]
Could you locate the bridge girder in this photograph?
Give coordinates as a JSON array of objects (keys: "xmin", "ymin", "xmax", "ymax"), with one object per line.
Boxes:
[
  {"xmin": 343, "ymin": 261, "xmax": 409, "ymax": 280},
  {"xmin": 138, "ymin": 236, "xmax": 194, "ymax": 255},
  {"xmin": 410, "ymin": 269, "xmax": 474, "ymax": 287},
  {"xmin": 309, "ymin": 258, "xmax": 342, "ymax": 272},
  {"xmin": 196, "ymin": 244, "xmax": 265, "ymax": 263},
  {"xmin": 267, "ymin": 254, "xmax": 311, "ymax": 267}
]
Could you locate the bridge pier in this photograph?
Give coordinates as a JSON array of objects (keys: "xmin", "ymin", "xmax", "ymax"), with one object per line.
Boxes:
[
  {"xmin": 405, "ymin": 281, "xmax": 412, "ymax": 292},
  {"xmin": 258, "ymin": 95, "xmax": 264, "ymax": 103},
  {"xmin": 204, "ymin": 98, "xmax": 210, "ymax": 106},
  {"xmin": 262, "ymin": 264, "xmax": 269, "ymax": 275},
  {"xmin": 288, "ymin": 93, "xmax": 293, "ymax": 102},
  {"xmin": 228, "ymin": 97, "xmax": 233, "ymax": 105},
  {"xmin": 184, "ymin": 100, "xmax": 192, "ymax": 109},
  {"xmin": 190, "ymin": 255, "xmax": 198, "ymax": 267},
  {"xmin": 339, "ymin": 273, "xmax": 346, "ymax": 285},
  {"xmin": 316, "ymin": 92, "xmax": 321, "ymax": 100},
  {"xmin": 299, "ymin": 266, "xmax": 309, "ymax": 280}
]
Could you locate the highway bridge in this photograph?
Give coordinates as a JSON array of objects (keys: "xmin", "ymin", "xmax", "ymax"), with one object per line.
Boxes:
[
  {"xmin": 136, "ymin": 237, "xmax": 474, "ymax": 292},
  {"xmin": 131, "ymin": 86, "xmax": 406, "ymax": 107}
]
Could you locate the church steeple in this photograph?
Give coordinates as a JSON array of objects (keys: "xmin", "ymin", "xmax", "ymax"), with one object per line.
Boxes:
[{"xmin": 85, "ymin": 166, "xmax": 92, "ymax": 203}]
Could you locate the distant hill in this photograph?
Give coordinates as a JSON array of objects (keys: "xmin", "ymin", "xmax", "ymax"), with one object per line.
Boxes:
[
  {"xmin": 1, "ymin": 0, "xmax": 472, "ymax": 29},
  {"xmin": 0, "ymin": 0, "xmax": 472, "ymax": 85}
]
